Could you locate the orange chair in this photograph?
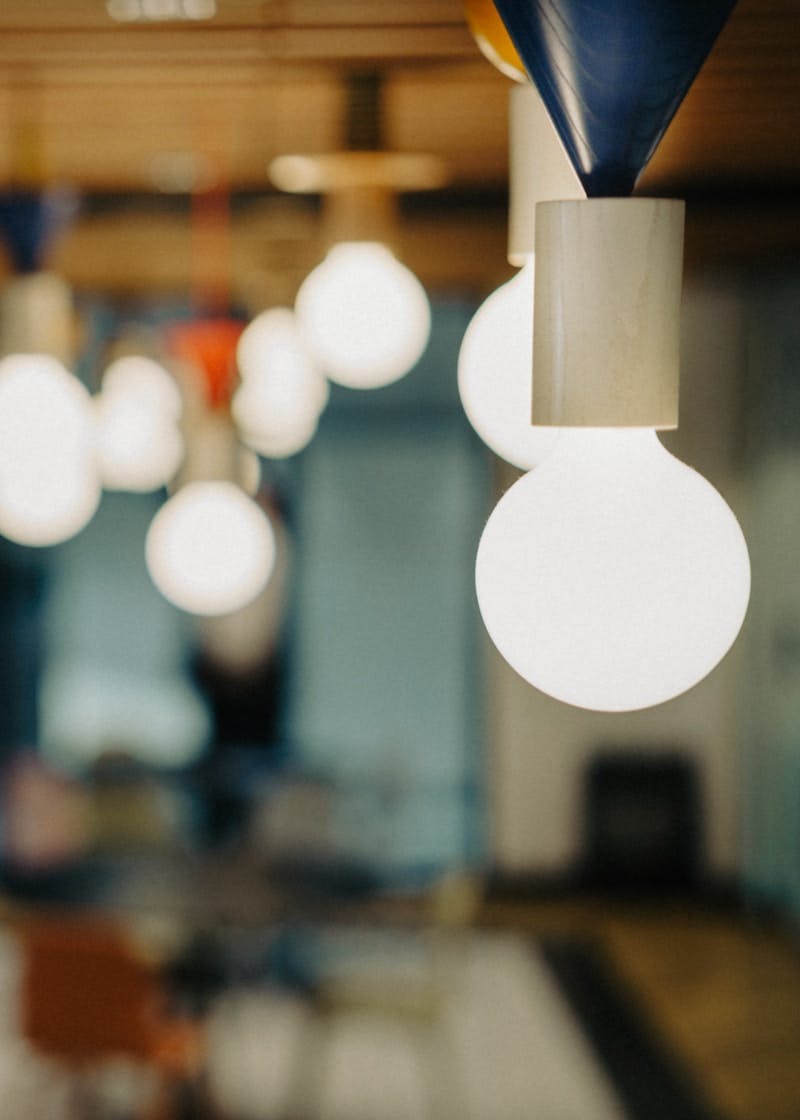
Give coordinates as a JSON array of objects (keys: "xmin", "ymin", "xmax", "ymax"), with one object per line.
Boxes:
[{"xmin": 19, "ymin": 914, "xmax": 206, "ymax": 1119}]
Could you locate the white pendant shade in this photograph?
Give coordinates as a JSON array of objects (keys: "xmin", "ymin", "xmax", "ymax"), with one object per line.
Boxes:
[
  {"xmin": 295, "ymin": 242, "xmax": 430, "ymax": 389},
  {"xmin": 145, "ymin": 480, "xmax": 276, "ymax": 616},
  {"xmin": 458, "ymin": 258, "xmax": 558, "ymax": 470},
  {"xmin": 476, "ymin": 430, "xmax": 750, "ymax": 712},
  {"xmin": 0, "ymin": 354, "xmax": 101, "ymax": 546}
]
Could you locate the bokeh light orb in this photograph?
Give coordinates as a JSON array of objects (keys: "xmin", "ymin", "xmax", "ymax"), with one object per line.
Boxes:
[
  {"xmin": 0, "ymin": 354, "xmax": 100, "ymax": 546},
  {"xmin": 295, "ymin": 242, "xmax": 430, "ymax": 389},
  {"xmin": 145, "ymin": 481, "xmax": 275, "ymax": 616}
]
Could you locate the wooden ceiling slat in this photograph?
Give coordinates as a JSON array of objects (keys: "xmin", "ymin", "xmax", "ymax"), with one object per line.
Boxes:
[{"xmin": 0, "ymin": 0, "xmax": 795, "ymax": 278}]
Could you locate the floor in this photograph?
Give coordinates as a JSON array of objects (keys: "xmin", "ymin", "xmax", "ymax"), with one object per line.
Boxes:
[
  {"xmin": 2, "ymin": 890, "xmax": 799, "ymax": 1120},
  {"xmin": 481, "ymin": 893, "xmax": 800, "ymax": 1120}
]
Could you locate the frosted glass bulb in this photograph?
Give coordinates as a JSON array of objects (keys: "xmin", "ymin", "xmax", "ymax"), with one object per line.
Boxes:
[
  {"xmin": 295, "ymin": 242, "xmax": 430, "ymax": 389},
  {"xmin": 146, "ymin": 481, "xmax": 275, "ymax": 616},
  {"xmin": 235, "ymin": 397, "xmax": 320, "ymax": 459},
  {"xmin": 94, "ymin": 393, "xmax": 184, "ymax": 492},
  {"xmin": 233, "ymin": 307, "xmax": 328, "ymax": 458},
  {"xmin": 102, "ymin": 355, "xmax": 183, "ymax": 420},
  {"xmin": 237, "ymin": 307, "xmax": 328, "ymax": 413},
  {"xmin": 0, "ymin": 355, "xmax": 101, "ymax": 546},
  {"xmin": 458, "ymin": 259, "xmax": 558, "ymax": 470},
  {"xmin": 476, "ymin": 429, "xmax": 750, "ymax": 712}
]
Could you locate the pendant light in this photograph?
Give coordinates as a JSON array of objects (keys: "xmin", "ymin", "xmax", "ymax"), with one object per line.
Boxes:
[
  {"xmin": 94, "ymin": 353, "xmax": 185, "ymax": 493},
  {"xmin": 458, "ymin": 84, "xmax": 583, "ymax": 469},
  {"xmin": 0, "ymin": 266, "xmax": 100, "ymax": 548},
  {"xmin": 270, "ymin": 72, "xmax": 446, "ymax": 390},
  {"xmin": 472, "ymin": 1, "xmax": 748, "ymax": 712},
  {"xmin": 0, "ymin": 350, "xmax": 100, "ymax": 547},
  {"xmin": 474, "ymin": 199, "xmax": 750, "ymax": 712},
  {"xmin": 232, "ymin": 306, "xmax": 329, "ymax": 459},
  {"xmin": 146, "ymin": 320, "xmax": 276, "ymax": 617}
]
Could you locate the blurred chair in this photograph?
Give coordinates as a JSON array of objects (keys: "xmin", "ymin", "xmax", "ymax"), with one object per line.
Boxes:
[
  {"xmin": 582, "ymin": 750, "xmax": 700, "ymax": 892},
  {"xmin": 284, "ymin": 869, "xmax": 483, "ymax": 1120},
  {"xmin": 18, "ymin": 913, "xmax": 206, "ymax": 1120}
]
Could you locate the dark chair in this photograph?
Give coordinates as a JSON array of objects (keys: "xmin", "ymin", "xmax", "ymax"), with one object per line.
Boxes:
[{"xmin": 582, "ymin": 751, "xmax": 701, "ymax": 892}]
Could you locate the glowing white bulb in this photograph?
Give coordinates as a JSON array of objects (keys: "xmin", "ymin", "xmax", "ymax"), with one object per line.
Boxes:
[
  {"xmin": 234, "ymin": 394, "xmax": 320, "ymax": 459},
  {"xmin": 295, "ymin": 242, "xmax": 430, "ymax": 389},
  {"xmin": 145, "ymin": 481, "xmax": 275, "ymax": 616},
  {"xmin": 94, "ymin": 395, "xmax": 184, "ymax": 492},
  {"xmin": 476, "ymin": 429, "xmax": 750, "ymax": 712},
  {"xmin": 233, "ymin": 307, "xmax": 328, "ymax": 457},
  {"xmin": 0, "ymin": 355, "xmax": 101, "ymax": 546},
  {"xmin": 102, "ymin": 355, "xmax": 183, "ymax": 420},
  {"xmin": 95, "ymin": 355, "xmax": 184, "ymax": 493},
  {"xmin": 458, "ymin": 259, "xmax": 558, "ymax": 469}
]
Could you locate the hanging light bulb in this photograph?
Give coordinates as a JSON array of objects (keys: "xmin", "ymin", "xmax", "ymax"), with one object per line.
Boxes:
[
  {"xmin": 476, "ymin": 198, "xmax": 751, "ymax": 711},
  {"xmin": 458, "ymin": 85, "xmax": 583, "ymax": 469},
  {"xmin": 232, "ymin": 306, "xmax": 328, "ymax": 457},
  {"xmin": 270, "ymin": 68, "xmax": 446, "ymax": 392},
  {"xmin": 146, "ymin": 480, "xmax": 275, "ymax": 617},
  {"xmin": 458, "ymin": 259, "xmax": 559, "ymax": 468},
  {"xmin": 0, "ymin": 354, "xmax": 100, "ymax": 546},
  {"xmin": 295, "ymin": 241, "xmax": 430, "ymax": 389},
  {"xmin": 477, "ymin": 430, "xmax": 750, "ymax": 711},
  {"xmin": 151, "ymin": 313, "xmax": 280, "ymax": 614},
  {"xmin": 101, "ymin": 354, "xmax": 183, "ymax": 419},
  {"xmin": 95, "ymin": 355, "xmax": 185, "ymax": 493}
]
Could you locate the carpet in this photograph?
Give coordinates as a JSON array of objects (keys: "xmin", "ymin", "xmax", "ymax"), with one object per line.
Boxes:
[{"xmin": 205, "ymin": 929, "xmax": 723, "ymax": 1120}]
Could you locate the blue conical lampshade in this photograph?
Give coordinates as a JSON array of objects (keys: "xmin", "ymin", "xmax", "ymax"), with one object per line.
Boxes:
[{"xmin": 492, "ymin": 0, "xmax": 737, "ymax": 196}]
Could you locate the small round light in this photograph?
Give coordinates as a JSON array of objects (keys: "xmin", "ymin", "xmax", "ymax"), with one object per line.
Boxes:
[
  {"xmin": 0, "ymin": 355, "xmax": 100, "ymax": 546},
  {"xmin": 145, "ymin": 481, "xmax": 275, "ymax": 616},
  {"xmin": 295, "ymin": 242, "xmax": 430, "ymax": 389},
  {"xmin": 94, "ymin": 395, "xmax": 184, "ymax": 493},
  {"xmin": 102, "ymin": 355, "xmax": 183, "ymax": 420},
  {"xmin": 458, "ymin": 259, "xmax": 558, "ymax": 470},
  {"xmin": 233, "ymin": 307, "xmax": 328, "ymax": 458}
]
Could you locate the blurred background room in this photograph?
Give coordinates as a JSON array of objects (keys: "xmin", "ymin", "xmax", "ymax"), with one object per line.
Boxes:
[{"xmin": 0, "ymin": 2, "xmax": 798, "ymax": 1120}]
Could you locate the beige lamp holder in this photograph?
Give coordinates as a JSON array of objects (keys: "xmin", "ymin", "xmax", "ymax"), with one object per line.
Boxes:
[
  {"xmin": 508, "ymin": 83, "xmax": 584, "ymax": 266},
  {"xmin": 269, "ymin": 149, "xmax": 447, "ymax": 251},
  {"xmin": 532, "ymin": 197, "xmax": 685, "ymax": 429},
  {"xmin": 172, "ymin": 409, "xmax": 255, "ymax": 494},
  {"xmin": 0, "ymin": 271, "xmax": 75, "ymax": 366}
]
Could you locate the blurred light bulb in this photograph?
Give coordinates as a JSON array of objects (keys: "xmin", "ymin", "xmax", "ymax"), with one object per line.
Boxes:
[
  {"xmin": 145, "ymin": 481, "xmax": 275, "ymax": 616},
  {"xmin": 234, "ymin": 392, "xmax": 320, "ymax": 459},
  {"xmin": 94, "ymin": 394, "xmax": 184, "ymax": 492},
  {"xmin": 237, "ymin": 307, "xmax": 326, "ymax": 403},
  {"xmin": 233, "ymin": 307, "xmax": 328, "ymax": 458},
  {"xmin": 458, "ymin": 258, "xmax": 558, "ymax": 469},
  {"xmin": 95, "ymin": 355, "xmax": 184, "ymax": 493},
  {"xmin": 476, "ymin": 429, "xmax": 750, "ymax": 712},
  {"xmin": 295, "ymin": 242, "xmax": 430, "ymax": 389},
  {"xmin": 102, "ymin": 355, "xmax": 183, "ymax": 420},
  {"xmin": 0, "ymin": 355, "xmax": 100, "ymax": 546}
]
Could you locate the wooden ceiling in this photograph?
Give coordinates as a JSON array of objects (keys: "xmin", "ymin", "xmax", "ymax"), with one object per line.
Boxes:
[{"xmin": 0, "ymin": 0, "xmax": 797, "ymax": 299}]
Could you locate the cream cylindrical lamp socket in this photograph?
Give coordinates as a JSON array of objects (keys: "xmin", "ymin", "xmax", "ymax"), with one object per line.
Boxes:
[
  {"xmin": 532, "ymin": 198, "xmax": 685, "ymax": 428},
  {"xmin": 508, "ymin": 84, "xmax": 583, "ymax": 265}
]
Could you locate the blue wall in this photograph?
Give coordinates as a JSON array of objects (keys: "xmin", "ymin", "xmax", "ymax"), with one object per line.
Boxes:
[{"xmin": 285, "ymin": 297, "xmax": 490, "ymax": 874}]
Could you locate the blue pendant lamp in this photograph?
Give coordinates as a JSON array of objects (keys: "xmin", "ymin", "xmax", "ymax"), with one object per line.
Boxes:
[
  {"xmin": 473, "ymin": 1, "xmax": 751, "ymax": 712},
  {"xmin": 491, "ymin": 0, "xmax": 737, "ymax": 195}
]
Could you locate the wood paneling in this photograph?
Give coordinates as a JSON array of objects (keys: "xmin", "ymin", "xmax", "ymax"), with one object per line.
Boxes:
[{"xmin": 0, "ymin": 0, "xmax": 796, "ymax": 289}]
